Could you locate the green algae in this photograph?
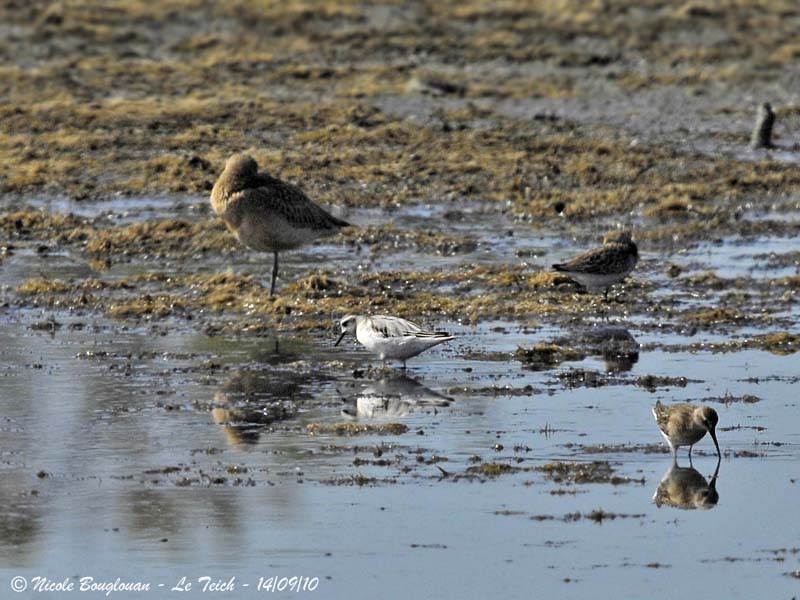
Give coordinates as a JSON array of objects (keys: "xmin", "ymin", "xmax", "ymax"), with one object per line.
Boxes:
[
  {"xmin": 466, "ymin": 463, "xmax": 520, "ymax": 477},
  {"xmin": 306, "ymin": 422, "xmax": 409, "ymax": 436},
  {"xmin": 515, "ymin": 344, "xmax": 585, "ymax": 370}
]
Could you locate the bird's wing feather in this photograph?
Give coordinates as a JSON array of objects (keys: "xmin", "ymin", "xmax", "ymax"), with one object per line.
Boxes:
[
  {"xmin": 369, "ymin": 316, "xmax": 452, "ymax": 339},
  {"xmin": 654, "ymin": 402, "xmax": 696, "ymax": 436},
  {"xmin": 553, "ymin": 243, "xmax": 631, "ymax": 275},
  {"xmin": 229, "ymin": 177, "xmax": 349, "ymax": 231}
]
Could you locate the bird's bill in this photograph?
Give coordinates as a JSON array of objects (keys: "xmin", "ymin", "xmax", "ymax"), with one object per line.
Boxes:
[
  {"xmin": 709, "ymin": 458, "xmax": 721, "ymax": 487},
  {"xmin": 708, "ymin": 428, "xmax": 721, "ymax": 458},
  {"xmin": 334, "ymin": 330, "xmax": 347, "ymax": 347}
]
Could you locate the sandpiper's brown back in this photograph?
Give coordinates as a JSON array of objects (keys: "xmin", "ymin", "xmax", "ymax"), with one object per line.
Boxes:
[
  {"xmin": 555, "ymin": 232, "xmax": 638, "ymax": 275},
  {"xmin": 653, "ymin": 400, "xmax": 693, "ymax": 436}
]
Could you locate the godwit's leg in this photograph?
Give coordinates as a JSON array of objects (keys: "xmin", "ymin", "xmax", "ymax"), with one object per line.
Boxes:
[{"xmin": 270, "ymin": 251, "xmax": 279, "ymax": 297}]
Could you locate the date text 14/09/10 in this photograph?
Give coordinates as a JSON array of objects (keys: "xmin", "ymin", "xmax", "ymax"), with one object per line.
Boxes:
[
  {"xmin": 258, "ymin": 577, "xmax": 319, "ymax": 592},
  {"xmin": 172, "ymin": 576, "xmax": 320, "ymax": 593}
]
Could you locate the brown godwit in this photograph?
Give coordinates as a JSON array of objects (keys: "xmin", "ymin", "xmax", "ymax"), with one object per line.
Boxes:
[{"xmin": 210, "ymin": 154, "xmax": 349, "ymax": 296}]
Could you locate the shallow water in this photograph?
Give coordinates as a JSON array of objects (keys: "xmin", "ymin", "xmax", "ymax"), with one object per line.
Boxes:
[
  {"xmin": 1, "ymin": 196, "xmax": 799, "ymax": 598},
  {"xmin": 1, "ymin": 316, "xmax": 799, "ymax": 598}
]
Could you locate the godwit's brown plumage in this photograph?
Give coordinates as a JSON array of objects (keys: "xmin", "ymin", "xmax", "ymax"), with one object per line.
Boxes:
[{"xmin": 210, "ymin": 154, "xmax": 350, "ymax": 296}]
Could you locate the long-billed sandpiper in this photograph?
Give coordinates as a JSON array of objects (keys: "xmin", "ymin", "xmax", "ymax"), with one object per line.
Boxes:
[
  {"xmin": 334, "ymin": 315, "xmax": 455, "ymax": 369},
  {"xmin": 210, "ymin": 153, "xmax": 350, "ymax": 296},
  {"xmin": 652, "ymin": 400, "xmax": 721, "ymax": 459},
  {"xmin": 552, "ymin": 231, "xmax": 638, "ymax": 300}
]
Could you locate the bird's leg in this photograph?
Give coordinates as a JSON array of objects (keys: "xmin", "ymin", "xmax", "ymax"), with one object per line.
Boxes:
[
  {"xmin": 270, "ymin": 251, "xmax": 279, "ymax": 297},
  {"xmin": 402, "ymin": 359, "xmax": 407, "ymax": 370},
  {"xmin": 604, "ymin": 288, "xmax": 609, "ymax": 302},
  {"xmin": 688, "ymin": 445, "xmax": 693, "ymax": 460}
]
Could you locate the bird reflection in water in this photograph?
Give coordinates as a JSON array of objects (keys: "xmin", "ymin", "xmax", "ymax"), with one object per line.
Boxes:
[
  {"xmin": 527, "ymin": 327, "xmax": 639, "ymax": 373},
  {"xmin": 212, "ymin": 370, "xmax": 301, "ymax": 447},
  {"xmin": 342, "ymin": 374, "xmax": 453, "ymax": 419},
  {"xmin": 577, "ymin": 326, "xmax": 639, "ymax": 373},
  {"xmin": 653, "ymin": 459, "xmax": 720, "ymax": 510}
]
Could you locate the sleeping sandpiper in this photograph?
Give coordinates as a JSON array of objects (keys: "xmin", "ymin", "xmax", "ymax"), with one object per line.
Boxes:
[
  {"xmin": 652, "ymin": 400, "xmax": 721, "ymax": 459},
  {"xmin": 552, "ymin": 231, "xmax": 638, "ymax": 300},
  {"xmin": 210, "ymin": 154, "xmax": 350, "ymax": 296},
  {"xmin": 335, "ymin": 315, "xmax": 455, "ymax": 369}
]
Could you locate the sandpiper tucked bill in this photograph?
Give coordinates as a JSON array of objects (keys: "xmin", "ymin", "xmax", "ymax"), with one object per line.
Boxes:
[
  {"xmin": 211, "ymin": 153, "xmax": 350, "ymax": 296},
  {"xmin": 652, "ymin": 400, "xmax": 721, "ymax": 459},
  {"xmin": 552, "ymin": 231, "xmax": 638, "ymax": 300},
  {"xmin": 335, "ymin": 315, "xmax": 455, "ymax": 369}
]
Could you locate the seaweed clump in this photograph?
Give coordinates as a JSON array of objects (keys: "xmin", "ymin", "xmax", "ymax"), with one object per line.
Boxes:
[{"xmin": 307, "ymin": 422, "xmax": 409, "ymax": 436}]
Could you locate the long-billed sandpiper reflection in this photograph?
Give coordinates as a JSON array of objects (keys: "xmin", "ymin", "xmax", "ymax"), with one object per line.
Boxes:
[{"xmin": 653, "ymin": 459, "xmax": 720, "ymax": 510}]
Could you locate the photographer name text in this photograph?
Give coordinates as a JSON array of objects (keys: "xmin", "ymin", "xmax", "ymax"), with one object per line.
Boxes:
[{"xmin": 10, "ymin": 575, "xmax": 320, "ymax": 595}]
